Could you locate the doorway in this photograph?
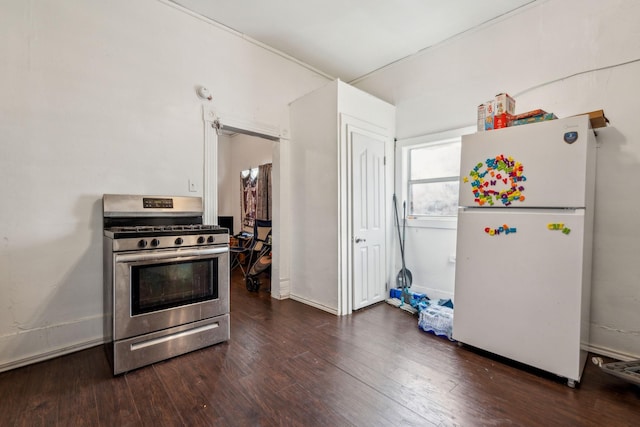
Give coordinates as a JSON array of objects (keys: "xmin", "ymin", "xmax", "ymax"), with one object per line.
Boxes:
[
  {"xmin": 217, "ymin": 132, "xmax": 273, "ymax": 236},
  {"xmin": 202, "ymin": 114, "xmax": 284, "ymax": 299}
]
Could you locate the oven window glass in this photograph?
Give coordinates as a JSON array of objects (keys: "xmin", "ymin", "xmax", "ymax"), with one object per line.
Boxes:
[{"xmin": 131, "ymin": 259, "xmax": 218, "ymax": 315}]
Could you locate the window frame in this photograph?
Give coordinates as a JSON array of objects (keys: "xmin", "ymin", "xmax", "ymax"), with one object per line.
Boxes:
[{"xmin": 396, "ymin": 126, "xmax": 475, "ymax": 229}]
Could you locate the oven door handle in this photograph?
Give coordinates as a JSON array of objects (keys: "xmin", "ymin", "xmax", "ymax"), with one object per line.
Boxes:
[{"xmin": 115, "ymin": 246, "xmax": 228, "ymax": 263}]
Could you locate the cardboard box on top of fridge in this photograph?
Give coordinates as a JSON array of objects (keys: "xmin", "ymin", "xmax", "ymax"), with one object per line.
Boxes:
[
  {"xmin": 477, "ymin": 104, "xmax": 486, "ymax": 131},
  {"xmin": 572, "ymin": 109, "xmax": 609, "ymax": 129},
  {"xmin": 493, "ymin": 113, "xmax": 512, "ymax": 129},
  {"xmin": 511, "ymin": 112, "xmax": 558, "ymax": 127},
  {"xmin": 477, "ymin": 93, "xmax": 515, "ymax": 131},
  {"xmin": 495, "ymin": 93, "xmax": 516, "ymax": 115},
  {"xmin": 511, "ymin": 109, "xmax": 547, "ymax": 121},
  {"xmin": 478, "ymin": 99, "xmax": 496, "ymax": 131}
]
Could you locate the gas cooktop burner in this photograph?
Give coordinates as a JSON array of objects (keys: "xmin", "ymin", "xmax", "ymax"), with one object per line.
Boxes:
[
  {"xmin": 105, "ymin": 224, "xmax": 228, "ymax": 239},
  {"xmin": 110, "ymin": 224, "xmax": 222, "ymax": 233}
]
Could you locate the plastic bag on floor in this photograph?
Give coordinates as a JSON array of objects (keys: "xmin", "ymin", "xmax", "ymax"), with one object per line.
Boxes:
[{"xmin": 418, "ymin": 302, "xmax": 454, "ymax": 341}]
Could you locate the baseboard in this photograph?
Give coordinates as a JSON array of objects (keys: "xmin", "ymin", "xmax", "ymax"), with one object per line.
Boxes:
[
  {"xmin": 289, "ymin": 294, "xmax": 338, "ymax": 315},
  {"xmin": 272, "ymin": 278, "xmax": 290, "ymax": 300},
  {"xmin": 585, "ymin": 343, "xmax": 640, "ymax": 362},
  {"xmin": 0, "ymin": 338, "xmax": 105, "ymax": 373},
  {"xmin": 0, "ymin": 315, "xmax": 104, "ymax": 373}
]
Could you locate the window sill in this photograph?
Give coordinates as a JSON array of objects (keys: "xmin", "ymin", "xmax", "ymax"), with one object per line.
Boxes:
[{"xmin": 405, "ymin": 216, "xmax": 458, "ymax": 230}]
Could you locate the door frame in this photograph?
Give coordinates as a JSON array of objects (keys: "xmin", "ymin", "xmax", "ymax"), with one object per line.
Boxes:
[
  {"xmin": 339, "ymin": 113, "xmax": 394, "ymax": 315},
  {"xmin": 202, "ymin": 106, "xmax": 289, "ymax": 300}
]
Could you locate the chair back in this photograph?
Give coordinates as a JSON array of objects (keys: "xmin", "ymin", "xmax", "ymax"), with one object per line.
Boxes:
[{"xmin": 252, "ymin": 219, "xmax": 272, "ymax": 251}]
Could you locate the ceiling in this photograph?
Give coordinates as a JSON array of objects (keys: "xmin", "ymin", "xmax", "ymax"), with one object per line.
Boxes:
[{"xmin": 170, "ymin": 0, "xmax": 536, "ymax": 82}]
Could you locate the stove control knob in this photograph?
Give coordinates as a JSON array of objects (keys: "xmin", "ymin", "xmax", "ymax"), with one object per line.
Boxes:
[
  {"xmin": 150, "ymin": 239, "xmax": 160, "ymax": 247},
  {"xmin": 138, "ymin": 239, "xmax": 148, "ymax": 248},
  {"xmin": 174, "ymin": 237, "xmax": 183, "ymax": 245},
  {"xmin": 197, "ymin": 236, "xmax": 205, "ymax": 244},
  {"xmin": 207, "ymin": 236, "xmax": 215, "ymax": 243}
]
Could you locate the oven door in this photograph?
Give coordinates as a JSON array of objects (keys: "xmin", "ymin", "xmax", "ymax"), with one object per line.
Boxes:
[{"xmin": 112, "ymin": 246, "xmax": 229, "ymax": 341}]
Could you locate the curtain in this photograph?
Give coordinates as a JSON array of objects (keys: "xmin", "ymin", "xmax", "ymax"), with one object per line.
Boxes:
[
  {"xmin": 240, "ymin": 170, "xmax": 257, "ymax": 228},
  {"xmin": 256, "ymin": 163, "xmax": 272, "ymax": 220},
  {"xmin": 240, "ymin": 163, "xmax": 272, "ymax": 228}
]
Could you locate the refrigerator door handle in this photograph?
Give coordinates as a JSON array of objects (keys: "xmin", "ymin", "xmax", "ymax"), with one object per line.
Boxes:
[{"xmin": 458, "ymin": 207, "xmax": 582, "ymax": 214}]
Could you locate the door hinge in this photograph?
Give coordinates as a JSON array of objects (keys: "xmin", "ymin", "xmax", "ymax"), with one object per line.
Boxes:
[{"xmin": 384, "ymin": 156, "xmax": 386, "ymax": 166}]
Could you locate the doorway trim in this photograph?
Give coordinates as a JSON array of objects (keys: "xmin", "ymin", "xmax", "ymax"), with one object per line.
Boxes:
[{"xmin": 202, "ymin": 106, "xmax": 288, "ymax": 299}]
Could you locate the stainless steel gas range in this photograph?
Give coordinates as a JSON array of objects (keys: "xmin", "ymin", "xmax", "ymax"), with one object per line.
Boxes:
[{"xmin": 102, "ymin": 194, "xmax": 230, "ymax": 375}]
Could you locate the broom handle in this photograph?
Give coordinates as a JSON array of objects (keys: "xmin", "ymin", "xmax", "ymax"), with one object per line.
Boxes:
[
  {"xmin": 393, "ymin": 195, "xmax": 405, "ymax": 260},
  {"xmin": 402, "ymin": 201, "xmax": 407, "ymax": 265}
]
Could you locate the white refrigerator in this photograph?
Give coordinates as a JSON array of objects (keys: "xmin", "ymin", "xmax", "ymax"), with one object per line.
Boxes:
[{"xmin": 453, "ymin": 115, "xmax": 597, "ymax": 387}]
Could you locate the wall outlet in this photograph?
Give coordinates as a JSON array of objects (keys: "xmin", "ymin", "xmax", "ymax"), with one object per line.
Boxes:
[{"xmin": 188, "ymin": 179, "xmax": 197, "ymax": 192}]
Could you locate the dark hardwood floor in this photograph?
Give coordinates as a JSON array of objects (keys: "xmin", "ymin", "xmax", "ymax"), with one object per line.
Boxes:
[{"xmin": 1, "ymin": 270, "xmax": 639, "ymax": 426}]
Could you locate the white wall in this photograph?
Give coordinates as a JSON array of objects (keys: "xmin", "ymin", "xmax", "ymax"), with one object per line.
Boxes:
[
  {"xmin": 356, "ymin": 0, "xmax": 640, "ymax": 359},
  {"xmin": 217, "ymin": 133, "xmax": 273, "ymax": 234},
  {"xmin": 289, "ymin": 80, "xmax": 395, "ymax": 315},
  {"xmin": 0, "ymin": 0, "xmax": 328, "ymax": 371},
  {"xmin": 289, "ymin": 81, "xmax": 340, "ymax": 313}
]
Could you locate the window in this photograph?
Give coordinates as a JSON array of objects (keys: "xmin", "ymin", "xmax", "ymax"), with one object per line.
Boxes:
[{"xmin": 407, "ymin": 138, "xmax": 461, "ymax": 218}]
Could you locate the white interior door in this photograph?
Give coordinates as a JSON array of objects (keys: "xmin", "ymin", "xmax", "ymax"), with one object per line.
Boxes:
[{"xmin": 351, "ymin": 129, "xmax": 386, "ymax": 310}]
